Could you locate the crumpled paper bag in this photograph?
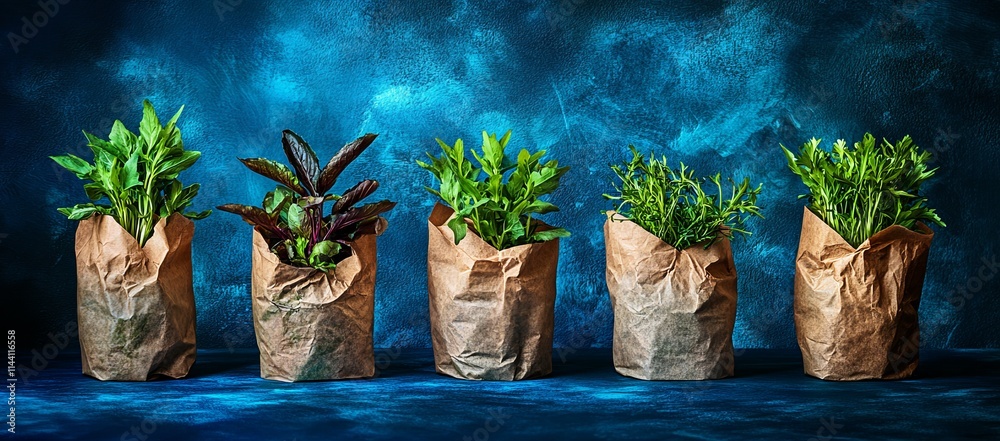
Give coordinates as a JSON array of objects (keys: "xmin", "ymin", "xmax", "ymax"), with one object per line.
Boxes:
[
  {"xmin": 604, "ymin": 213, "xmax": 738, "ymax": 380},
  {"xmin": 427, "ymin": 203, "xmax": 558, "ymax": 381},
  {"xmin": 251, "ymin": 227, "xmax": 380, "ymax": 382},
  {"xmin": 75, "ymin": 213, "xmax": 197, "ymax": 381},
  {"xmin": 794, "ymin": 207, "xmax": 933, "ymax": 381}
]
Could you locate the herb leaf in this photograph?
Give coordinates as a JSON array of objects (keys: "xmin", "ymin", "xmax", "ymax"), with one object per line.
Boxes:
[
  {"xmin": 239, "ymin": 158, "xmax": 306, "ymax": 195},
  {"xmin": 50, "ymin": 154, "xmax": 93, "ymax": 179},
  {"xmin": 52, "ymin": 100, "xmax": 210, "ymax": 245},
  {"xmin": 605, "ymin": 146, "xmax": 764, "ymax": 250},
  {"xmin": 281, "ymin": 130, "xmax": 320, "ymax": 195},
  {"xmin": 419, "ymin": 130, "xmax": 569, "ymax": 250},
  {"xmin": 782, "ymin": 133, "xmax": 944, "ymax": 247},
  {"xmin": 219, "ymin": 130, "xmax": 394, "ymax": 270},
  {"xmin": 332, "ymin": 180, "xmax": 378, "ymax": 213},
  {"xmin": 317, "ymin": 133, "xmax": 378, "ymax": 195},
  {"xmin": 217, "ymin": 204, "xmax": 285, "ymax": 239}
]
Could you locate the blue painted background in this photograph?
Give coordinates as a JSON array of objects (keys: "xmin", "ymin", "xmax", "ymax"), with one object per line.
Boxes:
[{"xmin": 1, "ymin": 0, "xmax": 998, "ymax": 350}]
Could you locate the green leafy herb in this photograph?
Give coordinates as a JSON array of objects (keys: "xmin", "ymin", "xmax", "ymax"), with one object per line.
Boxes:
[
  {"xmin": 51, "ymin": 100, "xmax": 211, "ymax": 246},
  {"xmin": 218, "ymin": 130, "xmax": 395, "ymax": 271},
  {"xmin": 782, "ymin": 133, "xmax": 945, "ymax": 248},
  {"xmin": 604, "ymin": 146, "xmax": 763, "ymax": 250},
  {"xmin": 417, "ymin": 130, "xmax": 570, "ymax": 250}
]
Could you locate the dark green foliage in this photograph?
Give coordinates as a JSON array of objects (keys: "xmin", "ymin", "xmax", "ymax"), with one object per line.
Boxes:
[
  {"xmin": 418, "ymin": 130, "xmax": 570, "ymax": 250},
  {"xmin": 605, "ymin": 146, "xmax": 763, "ymax": 250},
  {"xmin": 782, "ymin": 134, "xmax": 945, "ymax": 247},
  {"xmin": 51, "ymin": 100, "xmax": 210, "ymax": 246},
  {"xmin": 218, "ymin": 130, "xmax": 395, "ymax": 271}
]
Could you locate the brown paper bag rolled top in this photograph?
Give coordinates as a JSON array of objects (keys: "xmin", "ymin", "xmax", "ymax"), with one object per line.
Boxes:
[
  {"xmin": 427, "ymin": 203, "xmax": 558, "ymax": 381},
  {"xmin": 604, "ymin": 213, "xmax": 738, "ymax": 380},
  {"xmin": 794, "ymin": 207, "xmax": 933, "ymax": 380},
  {"xmin": 251, "ymin": 228, "xmax": 378, "ymax": 382},
  {"xmin": 75, "ymin": 213, "xmax": 197, "ymax": 381}
]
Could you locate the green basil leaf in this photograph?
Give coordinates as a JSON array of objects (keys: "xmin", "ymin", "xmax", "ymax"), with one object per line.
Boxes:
[
  {"xmin": 139, "ymin": 99, "xmax": 161, "ymax": 151},
  {"xmin": 157, "ymin": 150, "xmax": 200, "ymax": 179},
  {"xmin": 447, "ymin": 216, "xmax": 467, "ymax": 244},
  {"xmin": 50, "ymin": 154, "xmax": 94, "ymax": 179},
  {"xmin": 122, "ymin": 150, "xmax": 142, "ymax": 190},
  {"xmin": 310, "ymin": 240, "xmax": 341, "ymax": 261},
  {"xmin": 183, "ymin": 210, "xmax": 212, "ymax": 220},
  {"xmin": 58, "ymin": 203, "xmax": 101, "ymax": 220},
  {"xmin": 524, "ymin": 200, "xmax": 558, "ymax": 214},
  {"xmin": 83, "ymin": 182, "xmax": 105, "ymax": 201},
  {"xmin": 417, "ymin": 130, "xmax": 567, "ymax": 250},
  {"xmin": 530, "ymin": 228, "xmax": 570, "ymax": 242},
  {"xmin": 287, "ymin": 203, "xmax": 308, "ymax": 237}
]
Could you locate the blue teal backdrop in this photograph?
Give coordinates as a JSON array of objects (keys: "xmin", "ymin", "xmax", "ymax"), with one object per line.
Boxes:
[{"xmin": 1, "ymin": 0, "xmax": 997, "ymax": 350}]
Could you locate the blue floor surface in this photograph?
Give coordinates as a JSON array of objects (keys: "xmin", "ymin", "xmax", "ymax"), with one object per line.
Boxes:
[{"xmin": 12, "ymin": 349, "xmax": 1000, "ymax": 440}]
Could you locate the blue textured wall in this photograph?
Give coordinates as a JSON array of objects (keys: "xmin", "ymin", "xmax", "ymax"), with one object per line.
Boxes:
[{"xmin": 1, "ymin": 0, "xmax": 998, "ymax": 350}]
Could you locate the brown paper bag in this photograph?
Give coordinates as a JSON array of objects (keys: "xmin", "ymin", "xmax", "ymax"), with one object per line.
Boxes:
[
  {"xmin": 794, "ymin": 207, "xmax": 933, "ymax": 380},
  {"xmin": 427, "ymin": 203, "xmax": 558, "ymax": 381},
  {"xmin": 604, "ymin": 213, "xmax": 738, "ymax": 380},
  {"xmin": 75, "ymin": 213, "xmax": 197, "ymax": 381},
  {"xmin": 251, "ymin": 228, "xmax": 378, "ymax": 382}
]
